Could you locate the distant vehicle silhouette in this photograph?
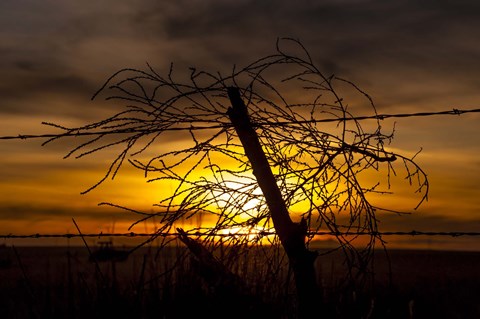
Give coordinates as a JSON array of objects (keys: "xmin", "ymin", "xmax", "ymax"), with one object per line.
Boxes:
[{"xmin": 89, "ymin": 240, "xmax": 129, "ymax": 262}]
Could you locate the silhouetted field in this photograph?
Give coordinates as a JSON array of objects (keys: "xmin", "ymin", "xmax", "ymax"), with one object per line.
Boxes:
[{"xmin": 0, "ymin": 245, "xmax": 479, "ymax": 318}]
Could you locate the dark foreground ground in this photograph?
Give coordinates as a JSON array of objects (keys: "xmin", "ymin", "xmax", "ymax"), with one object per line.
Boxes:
[{"xmin": 0, "ymin": 245, "xmax": 479, "ymax": 318}]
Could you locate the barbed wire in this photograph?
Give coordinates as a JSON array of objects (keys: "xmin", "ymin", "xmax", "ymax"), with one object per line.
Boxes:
[
  {"xmin": 2, "ymin": 230, "xmax": 480, "ymax": 240},
  {"xmin": 0, "ymin": 108, "xmax": 479, "ymax": 141}
]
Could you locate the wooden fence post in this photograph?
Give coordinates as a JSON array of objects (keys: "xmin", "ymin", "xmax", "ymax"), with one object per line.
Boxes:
[{"xmin": 227, "ymin": 87, "xmax": 320, "ymax": 318}]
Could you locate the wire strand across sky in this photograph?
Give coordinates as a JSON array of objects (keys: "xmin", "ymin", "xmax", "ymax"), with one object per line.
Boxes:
[{"xmin": 1, "ymin": 107, "xmax": 479, "ymax": 141}]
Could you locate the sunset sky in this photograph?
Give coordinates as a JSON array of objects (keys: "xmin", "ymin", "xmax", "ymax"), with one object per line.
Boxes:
[{"xmin": 1, "ymin": 0, "xmax": 479, "ymax": 250}]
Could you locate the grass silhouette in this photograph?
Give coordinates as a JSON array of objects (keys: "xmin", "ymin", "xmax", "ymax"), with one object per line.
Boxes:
[{"xmin": 1, "ymin": 245, "xmax": 480, "ymax": 318}]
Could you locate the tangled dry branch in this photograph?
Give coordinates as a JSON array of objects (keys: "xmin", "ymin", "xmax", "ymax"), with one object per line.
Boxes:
[{"xmin": 41, "ymin": 39, "xmax": 429, "ymax": 280}]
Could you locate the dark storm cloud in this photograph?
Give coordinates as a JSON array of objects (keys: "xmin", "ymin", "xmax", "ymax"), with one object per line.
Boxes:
[
  {"xmin": 133, "ymin": 0, "xmax": 480, "ymax": 66},
  {"xmin": 1, "ymin": 0, "xmax": 479, "ymax": 148},
  {"xmin": 2, "ymin": 0, "xmax": 480, "ymax": 119},
  {"xmin": 0, "ymin": 74, "xmax": 96, "ymax": 110},
  {"xmin": 0, "ymin": 1, "xmax": 139, "ymax": 118},
  {"xmin": 127, "ymin": 0, "xmax": 480, "ymax": 110}
]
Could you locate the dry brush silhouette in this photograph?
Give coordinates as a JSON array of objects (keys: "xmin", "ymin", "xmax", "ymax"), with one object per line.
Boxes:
[{"xmin": 41, "ymin": 39, "xmax": 428, "ymax": 317}]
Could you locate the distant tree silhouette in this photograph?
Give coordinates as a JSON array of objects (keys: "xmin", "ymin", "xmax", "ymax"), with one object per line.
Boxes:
[{"xmin": 43, "ymin": 39, "xmax": 428, "ymax": 317}]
